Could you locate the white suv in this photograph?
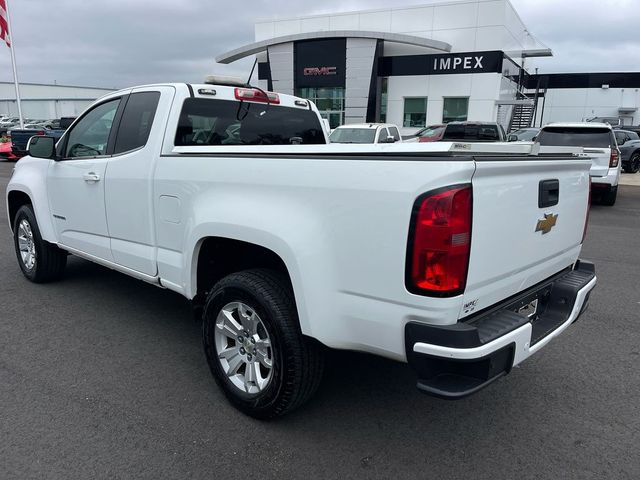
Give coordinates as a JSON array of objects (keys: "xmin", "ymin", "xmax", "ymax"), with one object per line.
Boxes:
[
  {"xmin": 329, "ymin": 123, "xmax": 402, "ymax": 144},
  {"xmin": 537, "ymin": 122, "xmax": 621, "ymax": 206}
]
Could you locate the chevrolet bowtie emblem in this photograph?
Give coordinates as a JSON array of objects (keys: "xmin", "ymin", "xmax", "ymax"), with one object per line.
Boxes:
[{"xmin": 536, "ymin": 213, "xmax": 558, "ymax": 234}]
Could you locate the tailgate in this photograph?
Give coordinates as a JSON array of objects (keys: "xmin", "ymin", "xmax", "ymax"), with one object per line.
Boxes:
[{"xmin": 460, "ymin": 156, "xmax": 591, "ymax": 318}]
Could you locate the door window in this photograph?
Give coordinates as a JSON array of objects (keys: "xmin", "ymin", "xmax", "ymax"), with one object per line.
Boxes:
[
  {"xmin": 376, "ymin": 128, "xmax": 389, "ymax": 143},
  {"xmin": 64, "ymin": 99, "xmax": 121, "ymax": 158},
  {"xmin": 389, "ymin": 126, "xmax": 400, "ymax": 141},
  {"xmin": 114, "ymin": 92, "xmax": 161, "ymax": 154}
]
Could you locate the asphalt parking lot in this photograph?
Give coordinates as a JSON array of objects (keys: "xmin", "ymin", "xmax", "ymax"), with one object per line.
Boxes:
[{"xmin": 0, "ymin": 160, "xmax": 638, "ymax": 480}]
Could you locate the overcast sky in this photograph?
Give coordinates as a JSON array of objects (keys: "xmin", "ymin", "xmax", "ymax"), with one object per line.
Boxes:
[{"xmin": 0, "ymin": 0, "xmax": 638, "ymax": 89}]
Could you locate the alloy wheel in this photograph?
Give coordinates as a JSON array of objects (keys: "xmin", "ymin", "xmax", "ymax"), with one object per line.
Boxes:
[
  {"xmin": 214, "ymin": 301, "xmax": 273, "ymax": 395},
  {"xmin": 17, "ymin": 219, "xmax": 36, "ymax": 270}
]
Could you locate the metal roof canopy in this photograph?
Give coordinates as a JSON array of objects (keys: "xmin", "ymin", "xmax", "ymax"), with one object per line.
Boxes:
[
  {"xmin": 215, "ymin": 30, "xmax": 452, "ymax": 64},
  {"xmin": 505, "ymin": 48, "xmax": 553, "ymax": 58}
]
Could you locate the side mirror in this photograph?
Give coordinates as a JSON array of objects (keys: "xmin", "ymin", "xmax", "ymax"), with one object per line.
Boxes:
[
  {"xmin": 508, "ymin": 134, "xmax": 518, "ymax": 142},
  {"xmin": 27, "ymin": 135, "xmax": 56, "ymax": 159},
  {"xmin": 386, "ymin": 135, "xmax": 396, "ymax": 143}
]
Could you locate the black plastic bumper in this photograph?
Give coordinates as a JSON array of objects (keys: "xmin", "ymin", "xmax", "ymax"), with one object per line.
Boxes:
[{"xmin": 405, "ymin": 260, "xmax": 596, "ymax": 399}]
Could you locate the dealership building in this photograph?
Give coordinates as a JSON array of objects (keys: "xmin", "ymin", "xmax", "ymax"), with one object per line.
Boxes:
[{"xmin": 216, "ymin": 0, "xmax": 640, "ymax": 133}]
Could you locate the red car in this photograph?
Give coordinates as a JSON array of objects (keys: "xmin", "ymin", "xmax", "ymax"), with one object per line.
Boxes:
[
  {"xmin": 415, "ymin": 124, "xmax": 446, "ymax": 142},
  {"xmin": 0, "ymin": 138, "xmax": 17, "ymax": 161}
]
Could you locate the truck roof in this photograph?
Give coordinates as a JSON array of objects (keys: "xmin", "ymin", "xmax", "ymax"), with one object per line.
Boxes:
[
  {"xmin": 544, "ymin": 122, "xmax": 612, "ymax": 129},
  {"xmin": 333, "ymin": 123, "xmax": 399, "ymax": 130},
  {"xmin": 101, "ymin": 82, "xmax": 316, "ymax": 112}
]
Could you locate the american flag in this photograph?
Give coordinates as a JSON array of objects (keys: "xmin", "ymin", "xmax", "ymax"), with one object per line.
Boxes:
[{"xmin": 0, "ymin": 0, "xmax": 10, "ymax": 48}]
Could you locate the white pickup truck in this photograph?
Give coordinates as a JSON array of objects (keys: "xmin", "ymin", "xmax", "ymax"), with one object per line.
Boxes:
[{"xmin": 6, "ymin": 80, "xmax": 596, "ymax": 418}]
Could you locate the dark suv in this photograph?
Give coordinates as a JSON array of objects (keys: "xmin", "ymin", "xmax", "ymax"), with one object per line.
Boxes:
[
  {"xmin": 614, "ymin": 129, "xmax": 640, "ymax": 173},
  {"xmin": 416, "ymin": 121, "xmax": 506, "ymax": 142}
]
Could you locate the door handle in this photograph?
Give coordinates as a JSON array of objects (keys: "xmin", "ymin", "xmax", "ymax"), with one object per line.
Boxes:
[{"xmin": 83, "ymin": 172, "xmax": 100, "ymax": 183}]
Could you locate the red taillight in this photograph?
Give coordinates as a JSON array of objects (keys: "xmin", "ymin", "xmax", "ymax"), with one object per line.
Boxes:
[
  {"xmin": 582, "ymin": 178, "xmax": 591, "ymax": 243},
  {"xmin": 234, "ymin": 87, "xmax": 280, "ymax": 104},
  {"xmin": 407, "ymin": 185, "xmax": 472, "ymax": 296},
  {"xmin": 610, "ymin": 149, "xmax": 619, "ymax": 167}
]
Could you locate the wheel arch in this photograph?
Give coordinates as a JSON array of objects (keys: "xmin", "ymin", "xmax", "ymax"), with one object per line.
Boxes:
[
  {"xmin": 189, "ymin": 234, "xmax": 318, "ymax": 335},
  {"xmin": 7, "ymin": 189, "xmax": 33, "ymax": 231}
]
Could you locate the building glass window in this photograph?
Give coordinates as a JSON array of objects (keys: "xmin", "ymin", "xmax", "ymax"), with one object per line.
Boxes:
[
  {"xmin": 443, "ymin": 97, "xmax": 469, "ymax": 123},
  {"xmin": 379, "ymin": 77, "xmax": 388, "ymax": 123},
  {"xmin": 403, "ymin": 97, "xmax": 427, "ymax": 128},
  {"xmin": 296, "ymin": 87, "xmax": 345, "ymax": 129}
]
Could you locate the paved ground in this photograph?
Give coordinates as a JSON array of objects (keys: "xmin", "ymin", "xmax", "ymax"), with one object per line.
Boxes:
[
  {"xmin": 620, "ymin": 171, "xmax": 640, "ymax": 186},
  {"xmin": 0, "ymin": 160, "xmax": 638, "ymax": 480}
]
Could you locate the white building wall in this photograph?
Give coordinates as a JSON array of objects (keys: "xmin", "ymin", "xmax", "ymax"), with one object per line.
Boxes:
[
  {"xmin": 0, "ymin": 83, "xmax": 114, "ymax": 119},
  {"xmin": 539, "ymin": 88, "xmax": 640, "ymax": 125},
  {"xmin": 344, "ymin": 38, "xmax": 378, "ymax": 124},
  {"xmin": 256, "ymin": 0, "xmax": 537, "ymax": 59},
  {"xmin": 387, "ymin": 73, "xmax": 501, "ymax": 132}
]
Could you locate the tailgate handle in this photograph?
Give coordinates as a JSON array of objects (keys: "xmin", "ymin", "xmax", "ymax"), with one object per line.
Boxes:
[{"xmin": 539, "ymin": 179, "xmax": 559, "ymax": 208}]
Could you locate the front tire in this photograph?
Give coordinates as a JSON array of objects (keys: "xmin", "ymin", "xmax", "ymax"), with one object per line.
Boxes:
[
  {"xmin": 13, "ymin": 205, "xmax": 67, "ymax": 282},
  {"xmin": 625, "ymin": 153, "xmax": 640, "ymax": 173},
  {"xmin": 202, "ymin": 269, "xmax": 324, "ymax": 419}
]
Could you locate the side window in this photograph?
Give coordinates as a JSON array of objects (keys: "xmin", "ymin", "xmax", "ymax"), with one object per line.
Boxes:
[
  {"xmin": 114, "ymin": 91, "xmax": 161, "ymax": 154},
  {"xmin": 389, "ymin": 126, "xmax": 400, "ymax": 141},
  {"xmin": 614, "ymin": 132, "xmax": 625, "ymax": 145},
  {"xmin": 64, "ymin": 99, "xmax": 121, "ymax": 158},
  {"xmin": 376, "ymin": 128, "xmax": 388, "ymax": 143}
]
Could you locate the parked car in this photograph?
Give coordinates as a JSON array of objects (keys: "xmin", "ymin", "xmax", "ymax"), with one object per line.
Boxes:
[
  {"xmin": 410, "ymin": 124, "xmax": 446, "ymax": 142},
  {"xmin": 0, "ymin": 117, "xmax": 20, "ymax": 128},
  {"xmin": 415, "ymin": 121, "xmax": 507, "ymax": 143},
  {"xmin": 536, "ymin": 122, "xmax": 620, "ymax": 205},
  {"xmin": 507, "ymin": 127, "xmax": 540, "ymax": 142},
  {"xmin": 8, "ymin": 117, "xmax": 76, "ymax": 160},
  {"xmin": 613, "ymin": 129, "xmax": 640, "ymax": 173},
  {"xmin": 7, "ymin": 80, "xmax": 595, "ymax": 418},
  {"xmin": 614, "ymin": 125, "xmax": 640, "ymax": 137},
  {"xmin": 329, "ymin": 123, "xmax": 402, "ymax": 144}
]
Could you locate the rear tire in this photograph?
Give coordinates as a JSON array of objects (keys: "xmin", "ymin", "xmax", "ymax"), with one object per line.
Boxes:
[
  {"xmin": 13, "ymin": 205, "xmax": 67, "ymax": 282},
  {"xmin": 600, "ymin": 185, "xmax": 618, "ymax": 207},
  {"xmin": 202, "ymin": 269, "xmax": 324, "ymax": 419}
]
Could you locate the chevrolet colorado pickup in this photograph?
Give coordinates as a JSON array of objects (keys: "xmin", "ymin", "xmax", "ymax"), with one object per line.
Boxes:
[{"xmin": 6, "ymin": 80, "xmax": 596, "ymax": 418}]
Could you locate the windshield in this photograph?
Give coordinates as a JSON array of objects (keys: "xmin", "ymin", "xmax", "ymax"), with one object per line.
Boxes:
[
  {"xmin": 512, "ymin": 129, "xmax": 538, "ymax": 141},
  {"xmin": 329, "ymin": 128, "xmax": 376, "ymax": 143},
  {"xmin": 417, "ymin": 126, "xmax": 445, "ymax": 139},
  {"xmin": 537, "ymin": 127, "xmax": 612, "ymax": 148}
]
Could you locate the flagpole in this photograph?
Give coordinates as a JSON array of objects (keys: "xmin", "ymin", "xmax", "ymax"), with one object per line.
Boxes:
[{"xmin": 4, "ymin": 0, "xmax": 23, "ymax": 129}]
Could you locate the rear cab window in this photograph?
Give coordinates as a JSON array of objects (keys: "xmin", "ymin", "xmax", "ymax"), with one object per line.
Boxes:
[
  {"xmin": 175, "ymin": 98, "xmax": 326, "ymax": 146},
  {"xmin": 443, "ymin": 124, "xmax": 499, "ymax": 141},
  {"xmin": 537, "ymin": 127, "xmax": 613, "ymax": 148}
]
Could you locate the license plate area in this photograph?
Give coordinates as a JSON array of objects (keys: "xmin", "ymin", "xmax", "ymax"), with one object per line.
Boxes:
[{"xmin": 509, "ymin": 285, "xmax": 552, "ymax": 323}]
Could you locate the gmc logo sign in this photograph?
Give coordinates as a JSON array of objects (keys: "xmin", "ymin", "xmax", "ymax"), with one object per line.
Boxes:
[{"xmin": 303, "ymin": 66, "xmax": 337, "ymax": 76}]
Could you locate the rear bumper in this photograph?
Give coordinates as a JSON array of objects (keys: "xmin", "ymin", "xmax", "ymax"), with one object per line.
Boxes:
[
  {"xmin": 591, "ymin": 167, "xmax": 619, "ymax": 187},
  {"xmin": 405, "ymin": 260, "xmax": 596, "ymax": 399}
]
